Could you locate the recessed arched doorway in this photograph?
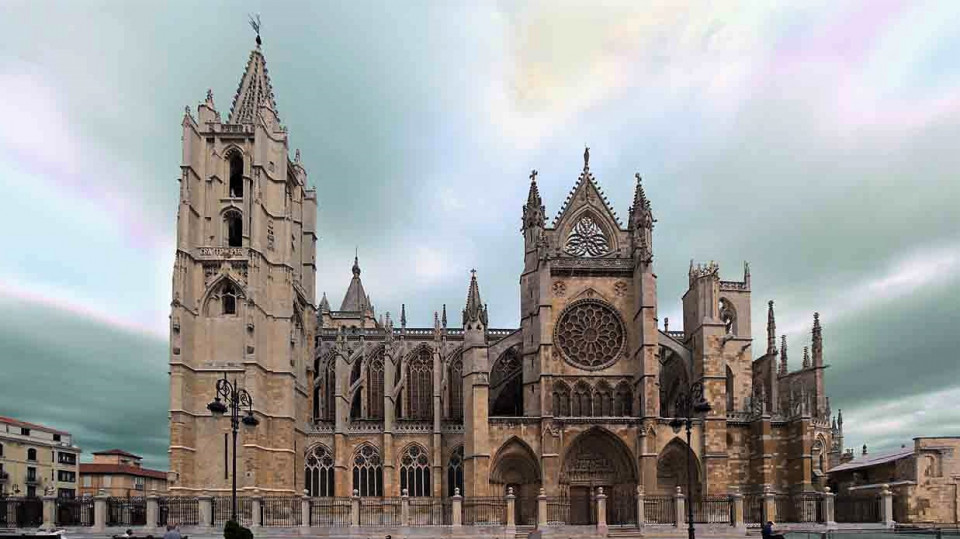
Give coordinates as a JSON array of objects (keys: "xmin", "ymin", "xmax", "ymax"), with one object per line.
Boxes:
[
  {"xmin": 560, "ymin": 427, "xmax": 638, "ymax": 525},
  {"xmin": 490, "ymin": 437, "xmax": 541, "ymax": 525},
  {"xmin": 656, "ymin": 438, "xmax": 702, "ymax": 497}
]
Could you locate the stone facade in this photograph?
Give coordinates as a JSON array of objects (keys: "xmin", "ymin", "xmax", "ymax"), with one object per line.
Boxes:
[
  {"xmin": 169, "ymin": 41, "xmax": 840, "ymax": 512},
  {"xmin": 78, "ymin": 449, "xmax": 168, "ymax": 497},
  {"xmin": 0, "ymin": 416, "xmax": 81, "ymax": 498}
]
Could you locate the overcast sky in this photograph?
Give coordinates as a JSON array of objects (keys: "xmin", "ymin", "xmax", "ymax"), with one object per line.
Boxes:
[{"xmin": 1, "ymin": 1, "xmax": 958, "ymax": 470}]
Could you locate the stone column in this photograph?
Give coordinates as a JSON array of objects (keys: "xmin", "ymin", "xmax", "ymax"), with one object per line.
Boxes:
[
  {"xmin": 401, "ymin": 489, "xmax": 410, "ymax": 526},
  {"xmin": 452, "ymin": 488, "xmax": 463, "ymax": 527},
  {"xmin": 350, "ymin": 490, "xmax": 360, "ymax": 528},
  {"xmin": 596, "ymin": 487, "xmax": 608, "ymax": 536},
  {"xmin": 537, "ymin": 487, "xmax": 548, "ymax": 529},
  {"xmin": 250, "ymin": 496, "xmax": 262, "ymax": 529},
  {"xmin": 93, "ymin": 492, "xmax": 109, "ymax": 532},
  {"xmin": 822, "ymin": 487, "xmax": 836, "ymax": 528},
  {"xmin": 674, "ymin": 486, "xmax": 685, "ymax": 527},
  {"xmin": 636, "ymin": 485, "xmax": 645, "ymax": 529},
  {"xmin": 301, "ymin": 490, "xmax": 311, "ymax": 529},
  {"xmin": 880, "ymin": 484, "xmax": 895, "ymax": 528},
  {"xmin": 762, "ymin": 485, "xmax": 776, "ymax": 523},
  {"xmin": 731, "ymin": 490, "xmax": 745, "ymax": 529},
  {"xmin": 146, "ymin": 495, "xmax": 160, "ymax": 530},
  {"xmin": 198, "ymin": 496, "xmax": 213, "ymax": 528},
  {"xmin": 505, "ymin": 487, "xmax": 517, "ymax": 535},
  {"xmin": 41, "ymin": 494, "xmax": 56, "ymax": 530}
]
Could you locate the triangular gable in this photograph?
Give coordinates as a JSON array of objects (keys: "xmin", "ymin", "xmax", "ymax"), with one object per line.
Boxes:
[{"xmin": 552, "ymin": 169, "xmax": 622, "ymax": 232}]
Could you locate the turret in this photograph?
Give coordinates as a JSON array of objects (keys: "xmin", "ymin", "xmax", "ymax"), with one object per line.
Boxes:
[
  {"xmin": 812, "ymin": 312, "xmax": 823, "ymax": 367},
  {"xmin": 628, "ymin": 173, "xmax": 654, "ymax": 264},
  {"xmin": 462, "ymin": 270, "xmax": 488, "ymax": 344},
  {"xmin": 766, "ymin": 301, "xmax": 777, "ymax": 356},
  {"xmin": 522, "ymin": 170, "xmax": 546, "ymax": 245}
]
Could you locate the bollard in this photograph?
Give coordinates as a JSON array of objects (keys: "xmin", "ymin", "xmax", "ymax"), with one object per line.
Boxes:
[
  {"xmin": 198, "ymin": 496, "xmax": 213, "ymax": 528},
  {"xmin": 93, "ymin": 492, "xmax": 109, "ymax": 532},
  {"xmin": 636, "ymin": 485, "xmax": 645, "ymax": 529},
  {"xmin": 250, "ymin": 496, "xmax": 262, "ymax": 528},
  {"xmin": 505, "ymin": 487, "xmax": 517, "ymax": 535},
  {"xmin": 401, "ymin": 488, "xmax": 410, "ymax": 527},
  {"xmin": 674, "ymin": 486, "xmax": 685, "ymax": 527},
  {"xmin": 452, "ymin": 488, "xmax": 463, "ymax": 527},
  {"xmin": 596, "ymin": 486, "xmax": 608, "ymax": 536},
  {"xmin": 822, "ymin": 487, "xmax": 836, "ymax": 528},
  {"xmin": 301, "ymin": 490, "xmax": 310, "ymax": 529},
  {"xmin": 350, "ymin": 489, "xmax": 360, "ymax": 527},
  {"xmin": 880, "ymin": 484, "xmax": 894, "ymax": 528},
  {"xmin": 731, "ymin": 488, "xmax": 745, "ymax": 529},
  {"xmin": 537, "ymin": 487, "xmax": 548, "ymax": 529}
]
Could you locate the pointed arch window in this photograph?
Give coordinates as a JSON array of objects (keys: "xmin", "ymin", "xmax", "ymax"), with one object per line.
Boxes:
[
  {"xmin": 224, "ymin": 210, "xmax": 243, "ymax": 247},
  {"xmin": 221, "ymin": 282, "xmax": 239, "ymax": 316},
  {"xmin": 305, "ymin": 445, "xmax": 334, "ymax": 497},
  {"xmin": 405, "ymin": 347, "xmax": 433, "ymax": 420},
  {"xmin": 352, "ymin": 445, "xmax": 383, "ymax": 497},
  {"xmin": 614, "ymin": 382, "xmax": 633, "ymax": 416},
  {"xmin": 228, "ymin": 153, "xmax": 244, "ymax": 198},
  {"xmin": 448, "ymin": 355, "xmax": 463, "ymax": 421},
  {"xmin": 367, "ymin": 352, "xmax": 384, "ymax": 420},
  {"xmin": 594, "ymin": 381, "xmax": 614, "ymax": 416},
  {"xmin": 399, "ymin": 445, "xmax": 431, "ymax": 497},
  {"xmin": 447, "ymin": 446, "xmax": 464, "ymax": 497},
  {"xmin": 725, "ymin": 365, "xmax": 735, "ymax": 413},
  {"xmin": 553, "ymin": 381, "xmax": 571, "ymax": 417},
  {"xmin": 490, "ymin": 347, "xmax": 522, "ymax": 416},
  {"xmin": 322, "ymin": 358, "xmax": 335, "ymax": 422},
  {"xmin": 572, "ymin": 381, "xmax": 592, "ymax": 417}
]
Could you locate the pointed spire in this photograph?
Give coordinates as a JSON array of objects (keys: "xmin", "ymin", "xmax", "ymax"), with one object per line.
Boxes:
[
  {"xmin": 838, "ymin": 408, "xmax": 843, "ymax": 427},
  {"xmin": 812, "ymin": 312, "xmax": 823, "ymax": 366},
  {"xmin": 522, "ymin": 169, "xmax": 546, "ymax": 232},
  {"xmin": 803, "ymin": 346, "xmax": 811, "ymax": 369},
  {"xmin": 400, "ymin": 304, "xmax": 407, "ymax": 330},
  {"xmin": 434, "ymin": 311, "xmax": 440, "ymax": 334},
  {"xmin": 766, "ymin": 301, "xmax": 777, "ymax": 356},
  {"xmin": 441, "ymin": 304, "xmax": 448, "ymax": 329},
  {"xmin": 319, "ymin": 292, "xmax": 330, "ymax": 313},
  {"xmin": 552, "ymin": 149, "xmax": 621, "ymax": 228},
  {"xmin": 779, "ymin": 335, "xmax": 788, "ymax": 375},
  {"xmin": 228, "ymin": 37, "xmax": 280, "ymax": 125},
  {"xmin": 339, "ymin": 255, "xmax": 368, "ymax": 311},
  {"xmin": 462, "ymin": 269, "xmax": 487, "ymax": 328},
  {"xmin": 629, "ymin": 173, "xmax": 655, "ymax": 233}
]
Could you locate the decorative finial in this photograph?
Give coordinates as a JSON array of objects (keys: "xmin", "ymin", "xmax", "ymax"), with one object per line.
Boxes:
[
  {"xmin": 530, "ymin": 169, "xmax": 537, "ymax": 182},
  {"xmin": 664, "ymin": 317, "xmax": 669, "ymax": 333},
  {"xmin": 248, "ymin": 13, "xmax": 262, "ymax": 46},
  {"xmin": 206, "ymin": 89, "xmax": 214, "ymax": 103},
  {"xmin": 803, "ymin": 346, "xmax": 810, "ymax": 368},
  {"xmin": 583, "ymin": 146, "xmax": 590, "ymax": 170},
  {"xmin": 441, "ymin": 304, "xmax": 447, "ymax": 329},
  {"xmin": 766, "ymin": 300, "xmax": 777, "ymax": 356},
  {"xmin": 400, "ymin": 303, "xmax": 407, "ymax": 329},
  {"xmin": 295, "ymin": 149, "xmax": 301, "ymax": 164}
]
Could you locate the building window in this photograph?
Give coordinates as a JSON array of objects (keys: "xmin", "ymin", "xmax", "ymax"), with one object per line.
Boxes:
[
  {"xmin": 399, "ymin": 445, "xmax": 431, "ymax": 497},
  {"xmin": 305, "ymin": 444, "xmax": 334, "ymax": 497},
  {"xmin": 405, "ymin": 347, "xmax": 433, "ymax": 420},
  {"xmin": 103, "ymin": 475, "xmax": 112, "ymax": 488},
  {"xmin": 27, "ymin": 448, "xmax": 37, "ymax": 462},
  {"xmin": 614, "ymin": 381, "xmax": 633, "ymax": 416},
  {"xmin": 352, "ymin": 445, "xmax": 383, "ymax": 497},
  {"xmin": 572, "ymin": 381, "xmax": 593, "ymax": 417},
  {"xmin": 21, "ymin": 428, "xmax": 30, "ymax": 436},
  {"xmin": 221, "ymin": 282, "xmax": 238, "ymax": 315},
  {"xmin": 448, "ymin": 355, "xmax": 463, "ymax": 421},
  {"xmin": 134, "ymin": 477, "xmax": 144, "ymax": 491},
  {"xmin": 367, "ymin": 352, "xmax": 384, "ymax": 420},
  {"xmin": 447, "ymin": 446, "xmax": 464, "ymax": 497},
  {"xmin": 321, "ymin": 359, "xmax": 335, "ymax": 421},
  {"xmin": 228, "ymin": 153, "xmax": 244, "ymax": 198},
  {"xmin": 27, "ymin": 486, "xmax": 36, "ymax": 498},
  {"xmin": 553, "ymin": 381, "xmax": 571, "ymax": 417},
  {"xmin": 82, "ymin": 476, "xmax": 91, "ymax": 488},
  {"xmin": 594, "ymin": 381, "xmax": 614, "ymax": 416},
  {"xmin": 57, "ymin": 470, "xmax": 76, "ymax": 483},
  {"xmin": 57, "ymin": 488, "xmax": 75, "ymax": 499},
  {"xmin": 58, "ymin": 452, "xmax": 77, "ymax": 465},
  {"xmin": 27, "ymin": 466, "xmax": 37, "ymax": 481},
  {"xmin": 53, "ymin": 434, "xmax": 61, "ymax": 442},
  {"xmin": 224, "ymin": 210, "xmax": 242, "ymax": 247},
  {"xmin": 0, "ymin": 443, "xmax": 3, "ymax": 457}
]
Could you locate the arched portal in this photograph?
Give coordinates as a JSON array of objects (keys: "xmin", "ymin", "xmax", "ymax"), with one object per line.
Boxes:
[
  {"xmin": 560, "ymin": 428, "xmax": 638, "ymax": 525},
  {"xmin": 490, "ymin": 437, "xmax": 541, "ymax": 525},
  {"xmin": 655, "ymin": 438, "xmax": 702, "ymax": 497},
  {"xmin": 659, "ymin": 346, "xmax": 690, "ymax": 418}
]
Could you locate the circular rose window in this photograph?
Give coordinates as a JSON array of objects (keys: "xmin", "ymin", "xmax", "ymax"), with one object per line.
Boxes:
[{"xmin": 554, "ymin": 299, "xmax": 626, "ymax": 370}]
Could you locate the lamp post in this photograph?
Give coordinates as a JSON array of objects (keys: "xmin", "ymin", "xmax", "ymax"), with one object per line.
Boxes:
[
  {"xmin": 207, "ymin": 374, "xmax": 259, "ymax": 523},
  {"xmin": 669, "ymin": 381, "xmax": 712, "ymax": 539}
]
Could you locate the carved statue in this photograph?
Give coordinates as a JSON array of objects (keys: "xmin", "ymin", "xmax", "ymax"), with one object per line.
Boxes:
[{"xmin": 584, "ymin": 146, "xmax": 590, "ymax": 169}]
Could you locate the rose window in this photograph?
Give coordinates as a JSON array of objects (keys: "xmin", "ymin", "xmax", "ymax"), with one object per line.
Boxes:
[
  {"xmin": 564, "ymin": 216, "xmax": 609, "ymax": 257},
  {"xmin": 554, "ymin": 299, "xmax": 626, "ymax": 370}
]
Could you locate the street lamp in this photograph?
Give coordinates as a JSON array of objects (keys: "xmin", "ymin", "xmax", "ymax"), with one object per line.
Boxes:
[
  {"xmin": 669, "ymin": 380, "xmax": 712, "ymax": 539},
  {"xmin": 207, "ymin": 374, "xmax": 259, "ymax": 523}
]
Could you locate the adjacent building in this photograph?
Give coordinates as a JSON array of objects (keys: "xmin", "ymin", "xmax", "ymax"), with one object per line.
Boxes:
[
  {"xmin": 168, "ymin": 36, "xmax": 841, "ymax": 523},
  {"xmin": 0, "ymin": 416, "xmax": 81, "ymax": 498},
  {"xmin": 79, "ymin": 449, "xmax": 168, "ymax": 497},
  {"xmin": 828, "ymin": 437, "xmax": 960, "ymax": 525}
]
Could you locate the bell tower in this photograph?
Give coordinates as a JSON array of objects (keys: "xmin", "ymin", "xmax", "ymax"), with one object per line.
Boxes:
[{"xmin": 168, "ymin": 35, "xmax": 317, "ymax": 494}]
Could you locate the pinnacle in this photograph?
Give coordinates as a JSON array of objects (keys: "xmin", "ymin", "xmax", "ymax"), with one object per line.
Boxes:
[
  {"xmin": 462, "ymin": 269, "xmax": 487, "ymax": 327},
  {"xmin": 228, "ymin": 44, "xmax": 280, "ymax": 125}
]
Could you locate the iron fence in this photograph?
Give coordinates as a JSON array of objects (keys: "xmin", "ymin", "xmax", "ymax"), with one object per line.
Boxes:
[
  {"xmin": 835, "ymin": 495, "xmax": 880, "ymax": 523},
  {"xmin": 516, "ymin": 493, "xmax": 537, "ymax": 526},
  {"xmin": 785, "ymin": 493, "xmax": 822, "ymax": 523},
  {"xmin": 157, "ymin": 497, "xmax": 199, "ymax": 526},
  {"xmin": 212, "ymin": 496, "xmax": 252, "ymax": 526},
  {"xmin": 691, "ymin": 496, "xmax": 731, "ymax": 524},
  {"xmin": 644, "ymin": 495, "xmax": 675, "ymax": 524},
  {"xmin": 56, "ymin": 497, "xmax": 94, "ymax": 527},
  {"xmin": 261, "ymin": 497, "xmax": 301, "ymax": 527},
  {"xmin": 309, "ymin": 497, "xmax": 351, "ymax": 527},
  {"xmin": 409, "ymin": 498, "xmax": 444, "ymax": 526},
  {"xmin": 107, "ymin": 497, "xmax": 146, "ymax": 526},
  {"xmin": 609, "ymin": 491, "xmax": 638, "ymax": 526},
  {"xmin": 744, "ymin": 494, "xmax": 764, "ymax": 526},
  {"xmin": 546, "ymin": 496, "xmax": 569, "ymax": 526},
  {"xmin": 463, "ymin": 496, "xmax": 504, "ymax": 525},
  {"xmin": 358, "ymin": 497, "xmax": 400, "ymax": 527},
  {"xmin": 0, "ymin": 497, "xmax": 43, "ymax": 528}
]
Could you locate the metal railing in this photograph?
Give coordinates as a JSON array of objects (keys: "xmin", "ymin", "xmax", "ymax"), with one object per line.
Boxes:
[
  {"xmin": 408, "ymin": 498, "xmax": 445, "ymax": 526},
  {"xmin": 309, "ymin": 497, "xmax": 351, "ymax": 527},
  {"xmin": 0, "ymin": 497, "xmax": 43, "ymax": 528},
  {"xmin": 107, "ymin": 497, "xmax": 146, "ymax": 526},
  {"xmin": 212, "ymin": 496, "xmax": 252, "ymax": 526},
  {"xmin": 546, "ymin": 496, "xmax": 570, "ymax": 526},
  {"xmin": 691, "ymin": 496, "xmax": 731, "ymax": 524},
  {"xmin": 463, "ymin": 497, "xmax": 504, "ymax": 525},
  {"xmin": 836, "ymin": 495, "xmax": 880, "ymax": 523},
  {"xmin": 359, "ymin": 497, "xmax": 401, "ymax": 526},
  {"xmin": 56, "ymin": 497, "xmax": 94, "ymax": 527},
  {"xmin": 609, "ymin": 492, "xmax": 638, "ymax": 526},
  {"xmin": 158, "ymin": 497, "xmax": 199, "ymax": 526},
  {"xmin": 261, "ymin": 497, "xmax": 301, "ymax": 527},
  {"xmin": 745, "ymin": 494, "xmax": 764, "ymax": 526},
  {"xmin": 644, "ymin": 495, "xmax": 676, "ymax": 524}
]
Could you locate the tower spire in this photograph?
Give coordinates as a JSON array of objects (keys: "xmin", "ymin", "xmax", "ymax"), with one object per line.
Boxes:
[
  {"xmin": 400, "ymin": 303, "xmax": 407, "ymax": 330},
  {"xmin": 522, "ymin": 169, "xmax": 545, "ymax": 232},
  {"xmin": 812, "ymin": 312, "xmax": 823, "ymax": 366},
  {"xmin": 766, "ymin": 300, "xmax": 777, "ymax": 356},
  {"xmin": 803, "ymin": 345, "xmax": 811, "ymax": 368},
  {"xmin": 228, "ymin": 23, "xmax": 280, "ymax": 125},
  {"xmin": 779, "ymin": 335, "xmax": 788, "ymax": 375},
  {"xmin": 462, "ymin": 269, "xmax": 487, "ymax": 328}
]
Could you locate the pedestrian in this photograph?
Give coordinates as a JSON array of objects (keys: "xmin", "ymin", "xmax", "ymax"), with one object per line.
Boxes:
[
  {"xmin": 163, "ymin": 524, "xmax": 182, "ymax": 539},
  {"xmin": 761, "ymin": 520, "xmax": 785, "ymax": 539}
]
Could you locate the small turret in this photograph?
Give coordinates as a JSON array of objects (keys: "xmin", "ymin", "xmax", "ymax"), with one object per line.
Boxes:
[
  {"xmin": 628, "ymin": 173, "xmax": 655, "ymax": 263},
  {"xmin": 812, "ymin": 312, "xmax": 823, "ymax": 366},
  {"xmin": 779, "ymin": 335, "xmax": 788, "ymax": 375},
  {"xmin": 522, "ymin": 170, "xmax": 546, "ymax": 235},
  {"xmin": 766, "ymin": 301, "xmax": 777, "ymax": 356},
  {"xmin": 462, "ymin": 269, "xmax": 488, "ymax": 332}
]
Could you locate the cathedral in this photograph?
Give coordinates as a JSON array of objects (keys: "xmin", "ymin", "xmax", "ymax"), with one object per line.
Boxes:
[{"xmin": 167, "ymin": 39, "xmax": 844, "ymax": 518}]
